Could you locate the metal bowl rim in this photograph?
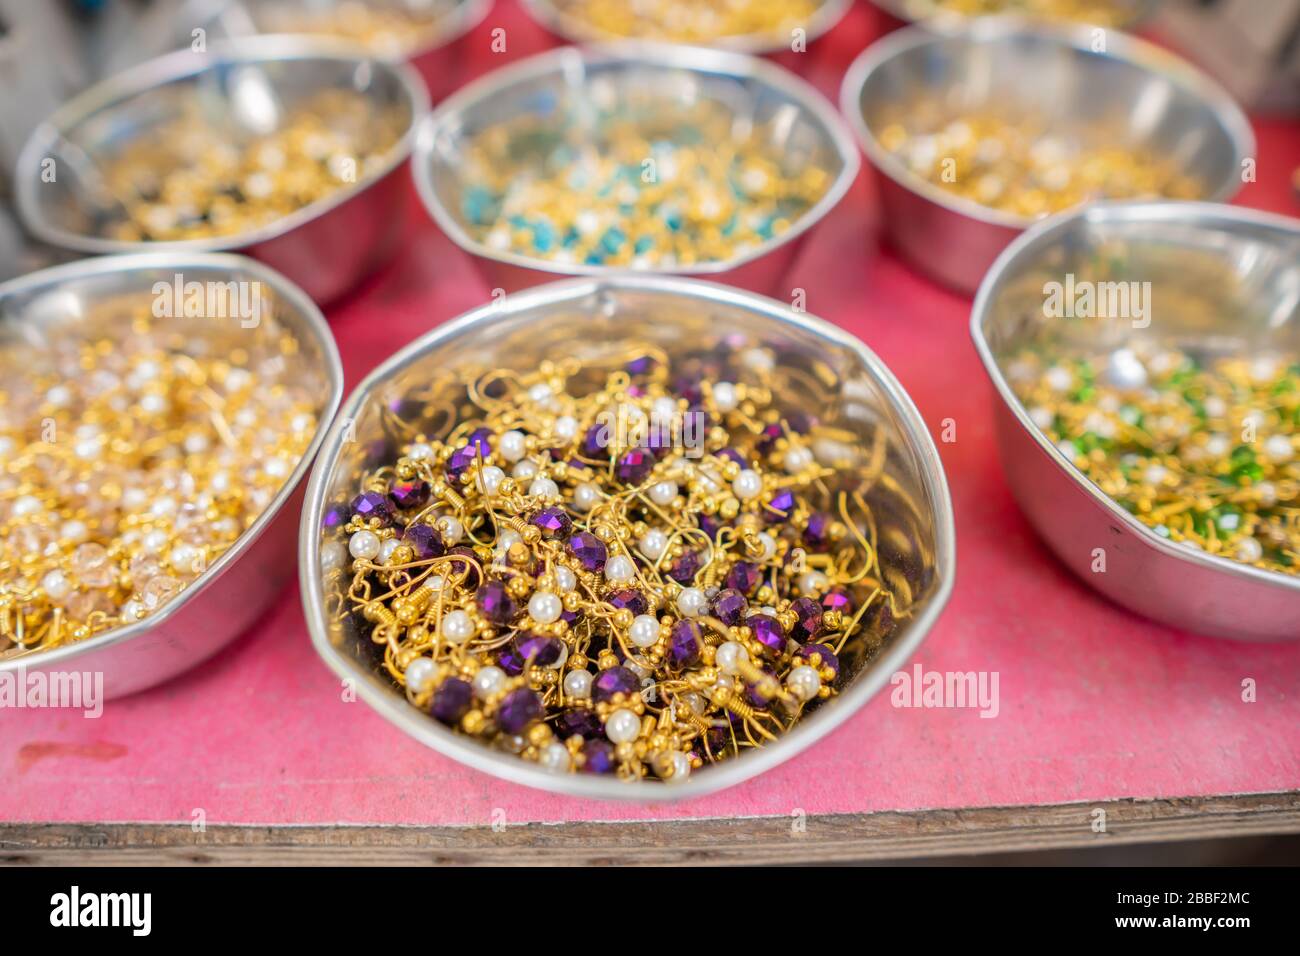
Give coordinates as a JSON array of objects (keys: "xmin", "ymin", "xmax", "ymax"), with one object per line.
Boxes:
[
  {"xmin": 0, "ymin": 251, "xmax": 344, "ymax": 677},
  {"xmin": 866, "ymin": 0, "xmax": 1158, "ymax": 31},
  {"xmin": 411, "ymin": 41, "xmax": 861, "ymax": 281},
  {"xmin": 838, "ymin": 18, "xmax": 1256, "ymax": 231},
  {"xmin": 969, "ymin": 198, "xmax": 1300, "ymax": 595},
  {"xmin": 299, "ymin": 274, "xmax": 956, "ymax": 802},
  {"xmin": 518, "ymin": 0, "xmax": 853, "ymax": 56},
  {"xmin": 15, "ymin": 34, "xmax": 431, "ymax": 256}
]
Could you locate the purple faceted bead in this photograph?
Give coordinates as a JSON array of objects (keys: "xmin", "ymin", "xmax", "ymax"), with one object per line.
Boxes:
[
  {"xmin": 606, "ymin": 588, "xmax": 648, "ymax": 616},
  {"xmin": 786, "ymin": 412, "xmax": 817, "ymax": 434},
  {"xmin": 514, "ymin": 632, "xmax": 562, "ymax": 667},
  {"xmin": 821, "ymin": 588, "xmax": 855, "ymax": 615},
  {"xmin": 476, "ymin": 579, "xmax": 518, "ymax": 625},
  {"xmin": 389, "ymin": 478, "xmax": 431, "ymax": 510},
  {"xmin": 804, "ymin": 511, "xmax": 831, "ymax": 547},
  {"xmin": 322, "ymin": 502, "xmax": 350, "ymax": 529},
  {"xmin": 666, "ymin": 549, "xmax": 700, "ymax": 584},
  {"xmin": 497, "ymin": 687, "xmax": 542, "ymax": 734},
  {"xmin": 625, "ymin": 354, "xmax": 657, "ymax": 376},
  {"xmin": 669, "ymin": 620, "xmax": 702, "ymax": 668},
  {"xmin": 581, "ymin": 424, "xmax": 609, "ymax": 459},
  {"xmin": 532, "ymin": 506, "xmax": 572, "ymax": 538},
  {"xmin": 756, "ymin": 422, "xmax": 784, "ymax": 455},
  {"xmin": 430, "ymin": 677, "xmax": 472, "ymax": 725},
  {"xmin": 582, "ymin": 739, "xmax": 616, "ymax": 774},
  {"xmin": 747, "ymin": 613, "xmax": 787, "ymax": 659},
  {"xmin": 790, "ymin": 596, "xmax": 824, "ymax": 641},
  {"xmin": 569, "ymin": 531, "xmax": 607, "ymax": 572},
  {"xmin": 496, "ymin": 646, "xmax": 525, "ymax": 677},
  {"xmin": 446, "ymin": 444, "xmax": 480, "ymax": 484},
  {"xmin": 726, "ymin": 561, "xmax": 761, "ymax": 595},
  {"xmin": 697, "ymin": 513, "xmax": 724, "ymax": 541},
  {"xmin": 350, "ymin": 491, "xmax": 394, "ymax": 526},
  {"xmin": 467, "ymin": 427, "xmax": 493, "ymax": 456},
  {"xmin": 796, "ymin": 642, "xmax": 840, "ymax": 680},
  {"xmin": 556, "ymin": 708, "xmax": 603, "ymax": 740},
  {"xmin": 712, "ymin": 588, "xmax": 748, "ymax": 626},
  {"xmin": 445, "ymin": 546, "xmax": 481, "ymax": 589},
  {"xmin": 402, "ymin": 523, "xmax": 445, "ymax": 560},
  {"xmin": 592, "ymin": 665, "xmax": 640, "ymax": 704},
  {"xmin": 766, "ymin": 488, "xmax": 796, "ymax": 522},
  {"xmin": 616, "ymin": 448, "xmax": 654, "ymax": 485}
]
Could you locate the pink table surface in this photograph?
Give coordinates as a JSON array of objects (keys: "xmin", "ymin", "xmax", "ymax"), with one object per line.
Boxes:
[{"xmin": 3, "ymin": 2, "xmax": 1300, "ymax": 828}]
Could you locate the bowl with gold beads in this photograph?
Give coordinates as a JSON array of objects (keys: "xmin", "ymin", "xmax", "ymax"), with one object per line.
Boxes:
[
  {"xmin": 972, "ymin": 200, "xmax": 1300, "ymax": 642},
  {"xmin": 179, "ymin": 0, "xmax": 491, "ymax": 102},
  {"xmin": 15, "ymin": 35, "xmax": 428, "ymax": 305},
  {"xmin": 866, "ymin": 0, "xmax": 1158, "ymax": 32},
  {"xmin": 0, "ymin": 252, "xmax": 343, "ymax": 698},
  {"xmin": 520, "ymin": 0, "xmax": 852, "ymax": 60},
  {"xmin": 300, "ymin": 275, "xmax": 955, "ymax": 799},
  {"xmin": 412, "ymin": 43, "xmax": 860, "ymax": 297},
  {"xmin": 840, "ymin": 19, "xmax": 1253, "ymax": 294}
]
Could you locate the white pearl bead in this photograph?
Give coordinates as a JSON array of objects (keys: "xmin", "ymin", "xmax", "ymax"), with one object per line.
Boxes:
[
  {"xmin": 528, "ymin": 383, "xmax": 553, "ymax": 403},
  {"xmin": 629, "ymin": 614, "xmax": 660, "ymax": 648},
  {"xmin": 349, "ymin": 529, "xmax": 380, "ymax": 559},
  {"xmin": 715, "ymin": 640, "xmax": 748, "ymax": 673},
  {"xmin": 377, "ymin": 538, "xmax": 399, "ymax": 565},
  {"xmin": 472, "ymin": 665, "xmax": 506, "ymax": 698},
  {"xmin": 512, "ymin": 460, "xmax": 538, "ymax": 479},
  {"xmin": 787, "ymin": 664, "xmax": 822, "ymax": 701},
  {"xmin": 573, "ymin": 482, "xmax": 601, "ymax": 511},
  {"xmin": 442, "ymin": 609, "xmax": 474, "ymax": 643},
  {"xmin": 783, "ymin": 446, "xmax": 814, "ymax": 474},
  {"xmin": 170, "ymin": 544, "xmax": 201, "ymax": 573},
  {"xmin": 605, "ymin": 708, "xmax": 640, "ymax": 744},
  {"xmin": 12, "ymin": 494, "xmax": 41, "ymax": 518},
  {"xmin": 499, "ymin": 430, "xmax": 526, "ymax": 462},
  {"xmin": 666, "ymin": 751, "xmax": 691, "ymax": 782},
  {"xmin": 1104, "ymin": 348, "xmax": 1148, "ymax": 390},
  {"xmin": 563, "ymin": 669, "xmax": 593, "ymax": 698},
  {"xmin": 757, "ymin": 532, "xmax": 776, "ymax": 561},
  {"xmin": 1236, "ymin": 537, "xmax": 1263, "ymax": 562},
  {"xmin": 652, "ymin": 396, "xmax": 677, "ymax": 422},
  {"xmin": 639, "ymin": 529, "xmax": 668, "ymax": 560},
  {"xmin": 539, "ymin": 740, "xmax": 571, "ymax": 772},
  {"xmin": 528, "ymin": 591, "xmax": 562, "ymax": 624},
  {"xmin": 529, "ymin": 476, "xmax": 559, "ymax": 498},
  {"xmin": 604, "ymin": 554, "xmax": 636, "ymax": 583},
  {"xmin": 676, "ymin": 587, "xmax": 707, "ymax": 617},
  {"xmin": 61, "ymin": 519, "xmax": 89, "ymax": 543},
  {"xmin": 477, "ymin": 465, "xmax": 505, "ymax": 495},
  {"xmin": 320, "ymin": 541, "xmax": 346, "ymax": 571},
  {"xmin": 496, "ymin": 529, "xmax": 522, "ymax": 553},
  {"xmin": 648, "ymin": 480, "xmax": 678, "ymax": 505},
  {"xmin": 405, "ymin": 657, "xmax": 435, "ymax": 693},
  {"xmin": 712, "ymin": 382, "xmax": 737, "ymax": 412},
  {"xmin": 1264, "ymin": 435, "xmax": 1292, "ymax": 462},
  {"xmin": 798, "ymin": 570, "xmax": 828, "ymax": 595},
  {"xmin": 555, "ymin": 566, "xmax": 577, "ymax": 592},
  {"xmin": 122, "ymin": 599, "xmax": 144, "ymax": 621},
  {"xmin": 553, "ymin": 416, "xmax": 578, "ymax": 441},
  {"xmin": 407, "ymin": 442, "xmax": 433, "ymax": 461},
  {"xmin": 41, "ymin": 569, "xmax": 71, "ymax": 601},
  {"xmin": 732, "ymin": 469, "xmax": 763, "ymax": 500},
  {"xmin": 436, "ymin": 515, "xmax": 463, "ymax": 545},
  {"xmin": 142, "ymin": 528, "xmax": 169, "ymax": 554}
]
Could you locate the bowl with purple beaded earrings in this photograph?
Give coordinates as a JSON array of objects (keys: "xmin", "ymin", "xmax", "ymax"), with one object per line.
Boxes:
[{"xmin": 300, "ymin": 275, "xmax": 954, "ymax": 799}]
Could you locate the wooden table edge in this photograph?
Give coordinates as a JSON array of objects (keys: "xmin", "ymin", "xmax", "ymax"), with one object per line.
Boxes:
[{"xmin": 2, "ymin": 790, "xmax": 1298, "ymax": 865}]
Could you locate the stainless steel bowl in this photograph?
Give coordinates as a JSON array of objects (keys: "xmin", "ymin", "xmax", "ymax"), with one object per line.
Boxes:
[
  {"xmin": 520, "ymin": 0, "xmax": 852, "ymax": 57},
  {"xmin": 0, "ymin": 252, "xmax": 343, "ymax": 698},
  {"xmin": 413, "ymin": 43, "xmax": 860, "ymax": 296},
  {"xmin": 178, "ymin": 0, "xmax": 491, "ymax": 102},
  {"xmin": 15, "ymin": 36, "xmax": 429, "ymax": 305},
  {"xmin": 300, "ymin": 276, "xmax": 955, "ymax": 800},
  {"xmin": 867, "ymin": 0, "xmax": 1158, "ymax": 31},
  {"xmin": 972, "ymin": 201, "xmax": 1300, "ymax": 642},
  {"xmin": 840, "ymin": 20, "xmax": 1253, "ymax": 294}
]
